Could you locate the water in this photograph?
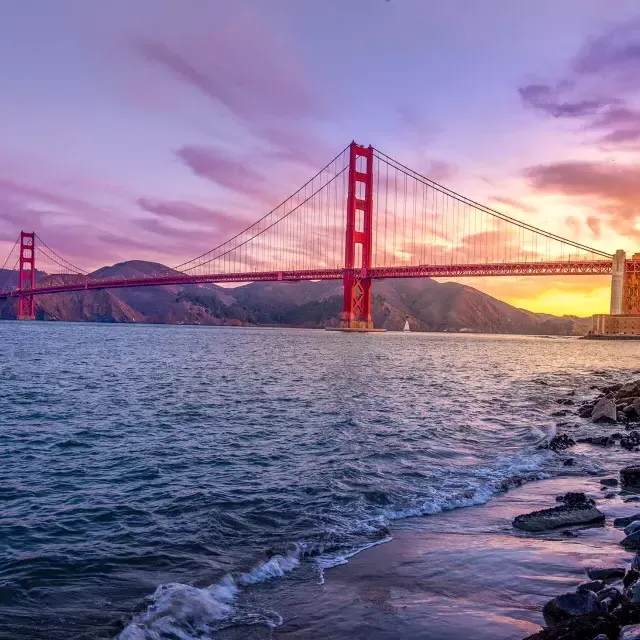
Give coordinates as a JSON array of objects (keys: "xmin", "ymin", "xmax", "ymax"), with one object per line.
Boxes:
[{"xmin": 1, "ymin": 322, "xmax": 640, "ymax": 639}]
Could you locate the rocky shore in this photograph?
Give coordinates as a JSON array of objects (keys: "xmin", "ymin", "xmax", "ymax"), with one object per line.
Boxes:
[{"xmin": 518, "ymin": 379, "xmax": 640, "ymax": 640}]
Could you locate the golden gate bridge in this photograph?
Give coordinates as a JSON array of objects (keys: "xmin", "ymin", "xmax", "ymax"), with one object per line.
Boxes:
[{"xmin": 0, "ymin": 142, "xmax": 636, "ymax": 328}]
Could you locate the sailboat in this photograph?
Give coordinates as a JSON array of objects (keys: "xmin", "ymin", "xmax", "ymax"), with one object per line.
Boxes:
[{"xmin": 403, "ymin": 318, "xmax": 410, "ymax": 332}]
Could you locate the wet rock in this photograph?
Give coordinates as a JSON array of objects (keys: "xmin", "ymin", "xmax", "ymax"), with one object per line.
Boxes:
[
  {"xmin": 605, "ymin": 492, "xmax": 617, "ymax": 499},
  {"xmin": 588, "ymin": 568, "xmax": 626, "ymax": 581},
  {"xmin": 621, "ymin": 531, "xmax": 640, "ymax": 550},
  {"xmin": 514, "ymin": 498, "xmax": 604, "ymax": 532},
  {"xmin": 625, "ymin": 570, "xmax": 640, "ymax": 589},
  {"xmin": 549, "ymin": 434, "xmax": 576, "ymax": 451},
  {"xmin": 561, "ymin": 492, "xmax": 594, "ymax": 506},
  {"xmin": 627, "ymin": 498, "xmax": 640, "ymax": 504},
  {"xmin": 621, "ymin": 623, "xmax": 640, "ymax": 639},
  {"xmin": 632, "ymin": 583, "xmax": 640, "ymax": 604},
  {"xmin": 592, "ymin": 634, "xmax": 609, "ymax": 640},
  {"xmin": 524, "ymin": 614, "xmax": 618, "ymax": 639},
  {"xmin": 577, "ymin": 436, "xmax": 615, "ymax": 446},
  {"xmin": 592, "ymin": 398, "xmax": 618, "ymax": 423},
  {"xmin": 626, "ymin": 523, "xmax": 640, "ymax": 536},
  {"xmin": 563, "ymin": 458, "xmax": 575, "ymax": 467},
  {"xmin": 578, "ymin": 580, "xmax": 605, "ymax": 593},
  {"xmin": 598, "ymin": 586, "xmax": 623, "ymax": 606},
  {"xmin": 601, "ymin": 478, "xmax": 619, "ymax": 487},
  {"xmin": 614, "ymin": 514, "xmax": 640, "ymax": 528},
  {"xmin": 619, "ymin": 381, "xmax": 640, "ymax": 400},
  {"xmin": 633, "ymin": 554, "xmax": 640, "ymax": 572},
  {"xmin": 552, "ymin": 410, "xmax": 569, "ymax": 417},
  {"xmin": 578, "ymin": 403, "xmax": 596, "ymax": 418},
  {"xmin": 543, "ymin": 591, "xmax": 602, "ymax": 626},
  {"xmin": 622, "ymin": 467, "xmax": 640, "ymax": 490},
  {"xmin": 621, "ymin": 433, "xmax": 640, "ymax": 451},
  {"xmin": 604, "ymin": 383, "xmax": 624, "ymax": 394},
  {"xmin": 562, "ymin": 529, "xmax": 579, "ymax": 537},
  {"xmin": 558, "ymin": 398, "xmax": 575, "ymax": 406}
]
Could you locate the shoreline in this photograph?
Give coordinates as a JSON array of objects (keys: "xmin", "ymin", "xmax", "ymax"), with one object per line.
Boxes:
[{"xmin": 216, "ymin": 376, "xmax": 640, "ymax": 640}]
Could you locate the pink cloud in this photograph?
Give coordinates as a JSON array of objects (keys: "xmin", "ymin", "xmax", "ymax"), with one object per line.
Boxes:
[
  {"xmin": 490, "ymin": 195, "xmax": 537, "ymax": 214},
  {"xmin": 175, "ymin": 145, "xmax": 266, "ymax": 198}
]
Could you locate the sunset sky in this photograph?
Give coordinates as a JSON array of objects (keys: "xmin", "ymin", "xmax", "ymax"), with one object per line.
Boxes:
[{"xmin": 1, "ymin": 0, "xmax": 640, "ymax": 316}]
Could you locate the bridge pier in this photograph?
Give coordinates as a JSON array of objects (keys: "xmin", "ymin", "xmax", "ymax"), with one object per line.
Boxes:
[{"xmin": 17, "ymin": 231, "xmax": 35, "ymax": 321}]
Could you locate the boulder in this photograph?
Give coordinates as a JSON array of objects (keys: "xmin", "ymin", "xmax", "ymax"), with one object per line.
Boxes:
[
  {"xmin": 563, "ymin": 458, "xmax": 575, "ymax": 467},
  {"xmin": 524, "ymin": 613, "xmax": 618, "ymax": 640},
  {"xmin": 619, "ymin": 381, "xmax": 640, "ymax": 399},
  {"xmin": 558, "ymin": 398, "xmax": 575, "ymax": 406},
  {"xmin": 543, "ymin": 591, "xmax": 602, "ymax": 626},
  {"xmin": 625, "ymin": 522, "xmax": 640, "ymax": 536},
  {"xmin": 598, "ymin": 586, "xmax": 623, "ymax": 607},
  {"xmin": 621, "ymin": 531, "xmax": 640, "ymax": 550},
  {"xmin": 614, "ymin": 514, "xmax": 640, "ymax": 528},
  {"xmin": 578, "ymin": 403, "xmax": 596, "ymax": 418},
  {"xmin": 621, "ymin": 624, "xmax": 640, "ymax": 639},
  {"xmin": 633, "ymin": 554, "xmax": 640, "ymax": 572},
  {"xmin": 592, "ymin": 398, "xmax": 618, "ymax": 423},
  {"xmin": 578, "ymin": 580, "xmax": 605, "ymax": 593},
  {"xmin": 622, "ymin": 433, "xmax": 640, "ymax": 451},
  {"xmin": 604, "ymin": 383, "xmax": 624, "ymax": 393},
  {"xmin": 549, "ymin": 434, "xmax": 576, "ymax": 451},
  {"xmin": 605, "ymin": 492, "xmax": 617, "ymax": 499},
  {"xmin": 627, "ymin": 497, "xmax": 640, "ymax": 504},
  {"xmin": 588, "ymin": 567, "xmax": 626, "ymax": 581},
  {"xmin": 577, "ymin": 436, "xmax": 615, "ymax": 446},
  {"xmin": 631, "ymin": 583, "xmax": 640, "ymax": 604},
  {"xmin": 513, "ymin": 499, "xmax": 604, "ymax": 533},
  {"xmin": 601, "ymin": 478, "xmax": 620, "ymax": 487},
  {"xmin": 622, "ymin": 467, "xmax": 640, "ymax": 490}
]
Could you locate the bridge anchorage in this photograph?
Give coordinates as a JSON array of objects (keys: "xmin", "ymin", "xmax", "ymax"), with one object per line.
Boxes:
[{"xmin": 0, "ymin": 141, "xmax": 637, "ymax": 330}]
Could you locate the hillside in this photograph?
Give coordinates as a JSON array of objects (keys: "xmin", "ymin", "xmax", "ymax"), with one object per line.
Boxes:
[{"xmin": 0, "ymin": 261, "xmax": 588, "ymax": 335}]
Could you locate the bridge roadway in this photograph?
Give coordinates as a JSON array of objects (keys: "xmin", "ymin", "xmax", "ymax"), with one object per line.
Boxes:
[{"xmin": 0, "ymin": 260, "xmax": 614, "ymax": 300}]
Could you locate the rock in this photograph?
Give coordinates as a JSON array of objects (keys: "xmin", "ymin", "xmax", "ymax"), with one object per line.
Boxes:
[
  {"xmin": 605, "ymin": 492, "xmax": 617, "ymax": 499},
  {"xmin": 633, "ymin": 554, "xmax": 640, "ymax": 572},
  {"xmin": 552, "ymin": 409, "xmax": 569, "ymax": 417},
  {"xmin": 549, "ymin": 434, "xmax": 576, "ymax": 451},
  {"xmin": 578, "ymin": 404, "xmax": 596, "ymax": 418},
  {"xmin": 616, "ymin": 604, "xmax": 640, "ymax": 627},
  {"xmin": 625, "ymin": 570, "xmax": 640, "ymax": 589},
  {"xmin": 562, "ymin": 529, "xmax": 579, "ymax": 537},
  {"xmin": 593, "ymin": 634, "xmax": 609, "ymax": 640},
  {"xmin": 622, "ymin": 433, "xmax": 640, "ymax": 451},
  {"xmin": 588, "ymin": 567, "xmax": 626, "ymax": 581},
  {"xmin": 543, "ymin": 591, "xmax": 602, "ymax": 626},
  {"xmin": 514, "ymin": 497, "xmax": 604, "ymax": 532},
  {"xmin": 598, "ymin": 586, "xmax": 623, "ymax": 606},
  {"xmin": 524, "ymin": 613, "xmax": 618, "ymax": 639},
  {"xmin": 626, "ymin": 497, "xmax": 640, "ymax": 504},
  {"xmin": 558, "ymin": 398, "xmax": 575, "ymax": 406},
  {"xmin": 615, "ymin": 514, "xmax": 640, "ymax": 528},
  {"xmin": 577, "ymin": 436, "xmax": 615, "ymax": 446},
  {"xmin": 564, "ymin": 458, "xmax": 576, "ymax": 467},
  {"xmin": 621, "ymin": 531, "xmax": 640, "ymax": 549},
  {"xmin": 622, "ymin": 467, "xmax": 640, "ymax": 490},
  {"xmin": 592, "ymin": 398, "xmax": 618, "ymax": 423},
  {"xmin": 604, "ymin": 383, "xmax": 624, "ymax": 393},
  {"xmin": 621, "ymin": 623, "xmax": 640, "ymax": 639},
  {"xmin": 620, "ymin": 382, "xmax": 640, "ymax": 399},
  {"xmin": 626, "ymin": 523, "xmax": 640, "ymax": 536},
  {"xmin": 631, "ymin": 583, "xmax": 640, "ymax": 604},
  {"xmin": 562, "ymin": 492, "xmax": 595, "ymax": 506},
  {"xmin": 578, "ymin": 580, "xmax": 605, "ymax": 593},
  {"xmin": 602, "ymin": 478, "xmax": 620, "ymax": 487}
]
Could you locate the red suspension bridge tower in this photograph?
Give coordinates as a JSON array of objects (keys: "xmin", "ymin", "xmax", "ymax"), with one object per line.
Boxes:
[
  {"xmin": 339, "ymin": 142, "xmax": 378, "ymax": 331},
  {"xmin": 17, "ymin": 231, "xmax": 36, "ymax": 321}
]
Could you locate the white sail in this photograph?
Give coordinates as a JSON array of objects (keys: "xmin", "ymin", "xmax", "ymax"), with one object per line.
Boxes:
[{"xmin": 403, "ymin": 319, "xmax": 410, "ymax": 332}]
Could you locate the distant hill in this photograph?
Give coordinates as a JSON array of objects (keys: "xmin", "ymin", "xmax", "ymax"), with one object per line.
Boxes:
[{"xmin": 0, "ymin": 260, "xmax": 589, "ymax": 335}]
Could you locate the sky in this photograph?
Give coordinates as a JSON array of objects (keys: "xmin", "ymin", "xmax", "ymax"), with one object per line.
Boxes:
[{"xmin": 2, "ymin": 0, "xmax": 640, "ymax": 315}]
